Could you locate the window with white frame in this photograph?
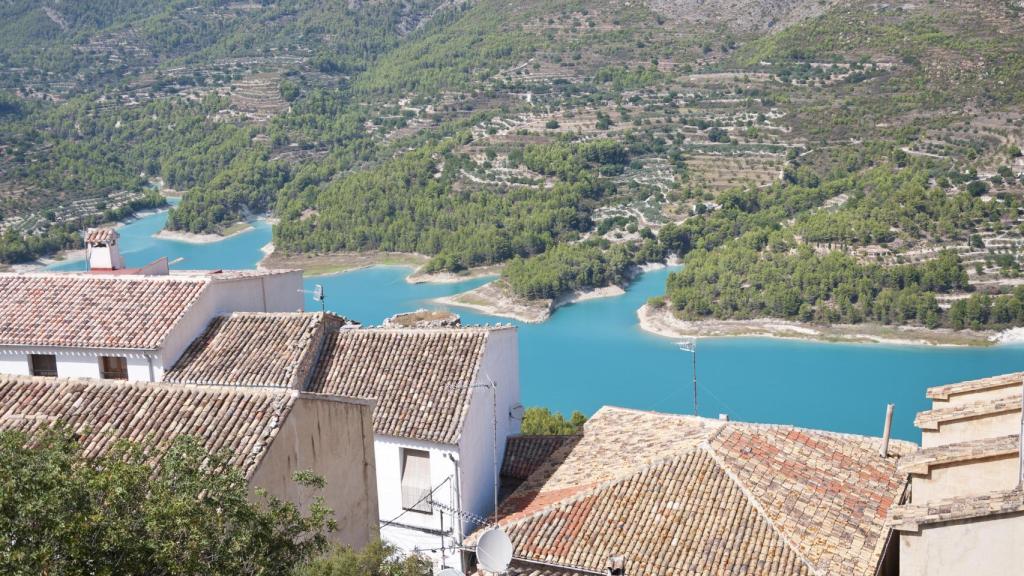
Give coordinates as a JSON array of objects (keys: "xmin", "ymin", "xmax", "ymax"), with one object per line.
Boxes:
[{"xmin": 400, "ymin": 448, "xmax": 432, "ymax": 513}]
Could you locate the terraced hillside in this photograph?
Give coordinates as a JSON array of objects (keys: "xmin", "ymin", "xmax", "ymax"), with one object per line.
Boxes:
[{"xmin": 2, "ymin": 0, "xmax": 1024, "ymax": 334}]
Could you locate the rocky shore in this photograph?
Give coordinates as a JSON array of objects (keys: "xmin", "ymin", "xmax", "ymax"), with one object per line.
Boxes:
[{"xmin": 636, "ymin": 303, "xmax": 1000, "ymax": 347}]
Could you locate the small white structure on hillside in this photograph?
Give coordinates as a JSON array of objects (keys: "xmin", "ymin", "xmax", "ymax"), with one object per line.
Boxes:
[
  {"xmin": 0, "ymin": 266, "xmax": 303, "ymax": 382},
  {"xmin": 164, "ymin": 314, "xmax": 522, "ymax": 571}
]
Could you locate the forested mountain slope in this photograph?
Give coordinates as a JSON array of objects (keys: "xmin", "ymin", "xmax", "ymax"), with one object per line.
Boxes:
[{"xmin": 2, "ymin": 0, "xmax": 1023, "ymax": 333}]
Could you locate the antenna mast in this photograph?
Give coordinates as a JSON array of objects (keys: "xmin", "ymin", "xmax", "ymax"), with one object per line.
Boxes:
[
  {"xmin": 678, "ymin": 340, "xmax": 698, "ymax": 416},
  {"xmin": 297, "ymin": 283, "xmax": 326, "ymax": 313}
]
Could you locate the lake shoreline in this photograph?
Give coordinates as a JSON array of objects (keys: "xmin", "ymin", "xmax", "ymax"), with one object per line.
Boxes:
[
  {"xmin": 636, "ymin": 303, "xmax": 1001, "ymax": 347},
  {"xmin": 434, "ymin": 280, "xmax": 626, "ymax": 323},
  {"xmin": 154, "ymin": 221, "xmax": 254, "ymax": 244},
  {"xmin": 407, "ymin": 264, "xmax": 504, "ymax": 284},
  {"xmin": 259, "ymin": 249, "xmax": 430, "ymax": 277}
]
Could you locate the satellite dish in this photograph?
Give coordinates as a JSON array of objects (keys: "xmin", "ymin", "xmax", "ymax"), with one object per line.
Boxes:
[
  {"xmin": 477, "ymin": 527, "xmax": 513, "ymax": 573},
  {"xmin": 509, "ymin": 403, "xmax": 525, "ymax": 420},
  {"xmin": 437, "ymin": 569, "xmax": 462, "ymax": 576}
]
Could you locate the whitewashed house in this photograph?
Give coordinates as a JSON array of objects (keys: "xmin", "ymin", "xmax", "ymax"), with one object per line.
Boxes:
[
  {"xmin": 162, "ymin": 313, "xmax": 522, "ymax": 570},
  {"xmin": 0, "ymin": 228, "xmax": 303, "ymax": 381}
]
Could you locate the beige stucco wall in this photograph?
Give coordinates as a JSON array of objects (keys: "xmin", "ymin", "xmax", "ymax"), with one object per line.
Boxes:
[
  {"xmin": 900, "ymin": 513, "xmax": 1024, "ymax": 576},
  {"xmin": 912, "ymin": 455, "xmax": 1020, "ymax": 503},
  {"xmin": 921, "ymin": 411, "xmax": 1021, "ymax": 448},
  {"xmin": 250, "ymin": 394, "xmax": 379, "ymax": 548},
  {"xmin": 933, "ymin": 385, "xmax": 1022, "ymax": 408}
]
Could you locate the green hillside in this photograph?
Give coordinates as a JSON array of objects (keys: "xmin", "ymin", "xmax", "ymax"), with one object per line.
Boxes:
[{"xmin": 2, "ymin": 0, "xmax": 1023, "ymax": 332}]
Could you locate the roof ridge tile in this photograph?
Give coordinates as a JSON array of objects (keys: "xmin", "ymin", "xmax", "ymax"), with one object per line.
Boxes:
[{"xmin": 700, "ymin": 439, "xmax": 822, "ymax": 576}]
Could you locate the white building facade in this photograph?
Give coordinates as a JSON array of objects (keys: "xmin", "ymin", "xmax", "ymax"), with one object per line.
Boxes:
[
  {"xmin": 0, "ymin": 268, "xmax": 303, "ymax": 382},
  {"xmin": 305, "ymin": 325, "xmax": 521, "ymax": 571},
  {"xmin": 367, "ymin": 327, "xmax": 521, "ymax": 569},
  {"xmin": 162, "ymin": 313, "xmax": 522, "ymax": 571}
]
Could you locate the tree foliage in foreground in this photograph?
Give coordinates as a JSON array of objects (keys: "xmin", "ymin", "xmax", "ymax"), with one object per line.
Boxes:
[
  {"xmin": 293, "ymin": 540, "xmax": 431, "ymax": 576},
  {"xmin": 0, "ymin": 427, "xmax": 335, "ymax": 576},
  {"xmin": 521, "ymin": 407, "xmax": 587, "ymax": 435}
]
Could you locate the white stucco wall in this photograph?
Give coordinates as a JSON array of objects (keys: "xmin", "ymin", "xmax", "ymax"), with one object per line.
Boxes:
[
  {"xmin": 375, "ymin": 435, "xmax": 461, "ymax": 567},
  {"xmin": 458, "ymin": 327, "xmax": 521, "ymax": 534},
  {"xmin": 900, "ymin": 513, "xmax": 1024, "ymax": 576},
  {"xmin": 159, "ymin": 271, "xmax": 304, "ymax": 371},
  {"xmin": 0, "ymin": 348, "xmax": 159, "ymax": 381},
  {"xmin": 375, "ymin": 435, "xmax": 459, "ymax": 533},
  {"xmin": 250, "ymin": 394, "xmax": 379, "ymax": 549},
  {"xmin": 375, "ymin": 326, "xmax": 521, "ymax": 571}
]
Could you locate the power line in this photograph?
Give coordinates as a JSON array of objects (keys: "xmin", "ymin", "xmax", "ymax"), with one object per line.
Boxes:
[{"xmin": 379, "ymin": 477, "xmax": 451, "ymax": 530}]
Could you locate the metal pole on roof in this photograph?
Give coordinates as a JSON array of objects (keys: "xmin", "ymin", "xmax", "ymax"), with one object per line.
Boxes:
[
  {"xmin": 486, "ymin": 375, "xmax": 499, "ymax": 525},
  {"xmin": 678, "ymin": 340, "xmax": 697, "ymax": 416}
]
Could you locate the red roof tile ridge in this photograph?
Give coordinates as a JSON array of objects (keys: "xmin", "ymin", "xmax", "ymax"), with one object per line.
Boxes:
[
  {"xmin": 207, "ymin": 268, "xmax": 302, "ymax": 281},
  {"xmin": 0, "ymin": 374, "xmax": 303, "ymax": 398},
  {"xmin": 350, "ymin": 324, "xmax": 514, "ymax": 333},
  {"xmin": 585, "ymin": 404, "xmax": 716, "ymax": 425},
  {"xmin": 699, "ymin": 439, "xmax": 822, "ymax": 576},
  {"xmin": 0, "ymin": 270, "xmax": 209, "ymax": 283},
  {"xmin": 737, "ymin": 420, "xmax": 919, "ymax": 456}
]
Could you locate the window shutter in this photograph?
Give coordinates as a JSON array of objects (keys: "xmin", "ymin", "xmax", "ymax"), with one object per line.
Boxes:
[{"xmin": 401, "ymin": 449, "xmax": 432, "ymax": 513}]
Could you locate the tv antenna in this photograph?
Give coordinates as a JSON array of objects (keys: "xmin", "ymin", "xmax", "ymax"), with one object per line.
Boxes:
[
  {"xmin": 298, "ymin": 283, "xmax": 326, "ymax": 313},
  {"xmin": 677, "ymin": 339, "xmax": 698, "ymax": 416}
]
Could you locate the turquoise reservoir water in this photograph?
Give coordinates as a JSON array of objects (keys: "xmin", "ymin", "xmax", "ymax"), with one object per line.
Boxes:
[{"xmin": 50, "ymin": 209, "xmax": 1024, "ymax": 441}]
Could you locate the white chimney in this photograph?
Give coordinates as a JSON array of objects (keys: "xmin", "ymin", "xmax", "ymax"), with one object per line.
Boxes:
[{"xmin": 85, "ymin": 228, "xmax": 125, "ymax": 271}]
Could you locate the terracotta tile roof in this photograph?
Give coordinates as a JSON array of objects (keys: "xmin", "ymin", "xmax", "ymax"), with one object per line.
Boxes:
[
  {"xmin": 898, "ymin": 434, "xmax": 1020, "ymax": 475},
  {"xmin": 165, "ymin": 312, "xmax": 353, "ymax": 388},
  {"xmin": 84, "ymin": 227, "xmax": 118, "ymax": 244},
  {"xmin": 927, "ymin": 372, "xmax": 1024, "ymax": 401},
  {"xmin": 502, "ymin": 435, "xmax": 579, "ymax": 481},
  {"xmin": 503, "ymin": 449, "xmax": 813, "ymax": 576},
  {"xmin": 914, "ymin": 392, "xmax": 1023, "ymax": 431},
  {"xmin": 888, "ymin": 488, "xmax": 1024, "ymax": 531},
  {"xmin": 708, "ymin": 424, "xmax": 914, "ymax": 576},
  {"xmin": 476, "ymin": 407, "xmax": 913, "ymax": 576},
  {"xmin": 0, "ymin": 273, "xmax": 208, "ymax": 349},
  {"xmin": 308, "ymin": 328, "xmax": 495, "ymax": 445},
  {"xmin": 0, "ymin": 375, "xmax": 296, "ymax": 478},
  {"xmin": 496, "ymin": 408, "xmax": 724, "ymax": 523}
]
